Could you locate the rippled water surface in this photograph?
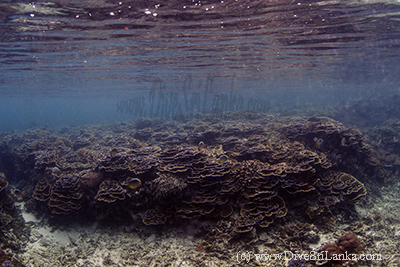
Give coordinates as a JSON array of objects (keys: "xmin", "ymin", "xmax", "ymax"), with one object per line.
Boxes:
[{"xmin": 1, "ymin": 0, "xmax": 400, "ymax": 131}]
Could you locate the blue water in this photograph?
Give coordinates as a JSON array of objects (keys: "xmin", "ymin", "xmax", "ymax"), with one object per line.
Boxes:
[{"xmin": 1, "ymin": 0, "xmax": 400, "ymax": 132}]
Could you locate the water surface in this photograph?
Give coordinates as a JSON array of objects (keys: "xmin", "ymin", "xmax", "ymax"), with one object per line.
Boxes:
[{"xmin": 1, "ymin": 0, "xmax": 400, "ymax": 131}]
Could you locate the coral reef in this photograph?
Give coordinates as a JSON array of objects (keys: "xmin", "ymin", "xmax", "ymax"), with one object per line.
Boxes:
[
  {"xmin": 283, "ymin": 117, "xmax": 380, "ymax": 173},
  {"xmin": 0, "ymin": 173, "xmax": 28, "ymax": 267},
  {"xmin": 0, "ymin": 114, "xmax": 383, "ymax": 253},
  {"xmin": 48, "ymin": 176, "xmax": 82, "ymax": 214},
  {"xmin": 368, "ymin": 118, "xmax": 400, "ymax": 186},
  {"xmin": 95, "ymin": 179, "xmax": 126, "ymax": 203}
]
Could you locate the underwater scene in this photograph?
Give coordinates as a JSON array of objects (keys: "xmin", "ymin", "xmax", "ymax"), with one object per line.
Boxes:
[{"xmin": 1, "ymin": 0, "xmax": 400, "ymax": 266}]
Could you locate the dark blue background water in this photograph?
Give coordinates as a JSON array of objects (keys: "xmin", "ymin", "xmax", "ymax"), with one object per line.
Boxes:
[{"xmin": 1, "ymin": 0, "xmax": 400, "ymax": 132}]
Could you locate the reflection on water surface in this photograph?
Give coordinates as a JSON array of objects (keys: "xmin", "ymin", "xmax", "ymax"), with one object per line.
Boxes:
[{"xmin": 1, "ymin": 0, "xmax": 400, "ymax": 91}]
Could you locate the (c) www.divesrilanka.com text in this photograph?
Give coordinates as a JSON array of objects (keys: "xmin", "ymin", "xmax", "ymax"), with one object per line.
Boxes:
[{"xmin": 236, "ymin": 250, "xmax": 383, "ymax": 264}]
